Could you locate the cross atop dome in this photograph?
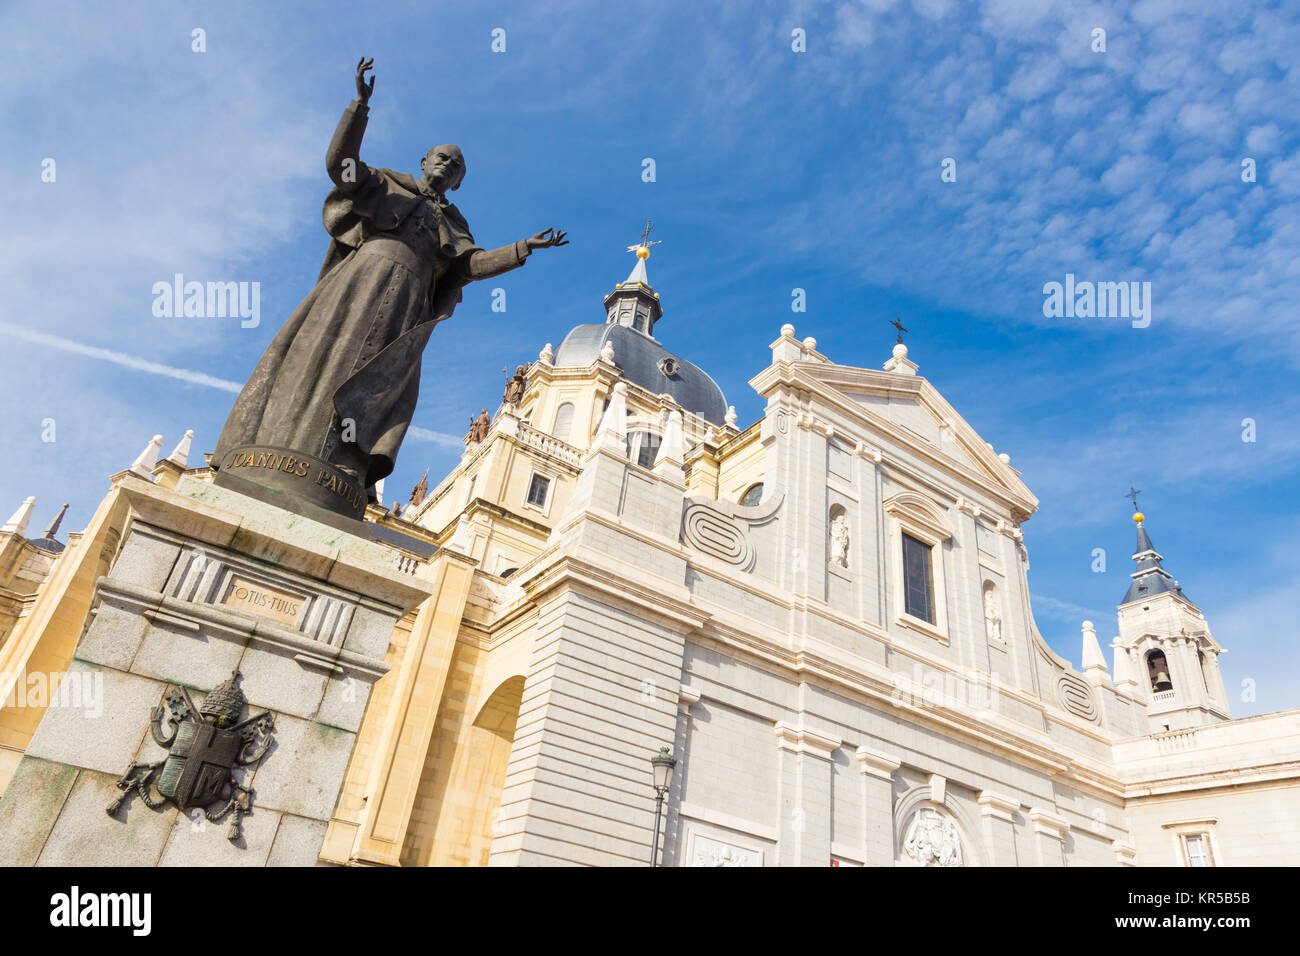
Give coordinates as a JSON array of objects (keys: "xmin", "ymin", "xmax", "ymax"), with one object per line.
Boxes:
[
  {"xmin": 621, "ymin": 220, "xmax": 661, "ymax": 289},
  {"xmin": 605, "ymin": 221, "xmax": 663, "ymax": 336}
]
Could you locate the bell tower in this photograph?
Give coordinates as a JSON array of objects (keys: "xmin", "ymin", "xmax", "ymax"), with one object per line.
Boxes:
[{"xmin": 1111, "ymin": 498, "xmax": 1230, "ymax": 731}]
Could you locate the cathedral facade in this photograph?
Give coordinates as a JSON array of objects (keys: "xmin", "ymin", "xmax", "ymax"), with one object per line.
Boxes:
[{"xmin": 1, "ymin": 248, "xmax": 1297, "ymax": 867}]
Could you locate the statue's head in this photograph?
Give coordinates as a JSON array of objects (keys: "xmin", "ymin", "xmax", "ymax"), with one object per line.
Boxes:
[{"xmin": 421, "ymin": 144, "xmax": 466, "ymax": 192}]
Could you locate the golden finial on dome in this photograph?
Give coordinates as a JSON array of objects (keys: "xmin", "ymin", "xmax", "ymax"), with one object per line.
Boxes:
[
  {"xmin": 626, "ymin": 220, "xmax": 661, "ymax": 261},
  {"xmin": 1133, "ymin": 511, "xmax": 1145, "ymax": 523}
]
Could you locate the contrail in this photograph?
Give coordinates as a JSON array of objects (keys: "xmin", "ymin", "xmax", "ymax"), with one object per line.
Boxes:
[
  {"xmin": 0, "ymin": 322, "xmax": 467, "ymax": 449},
  {"xmin": 408, "ymin": 426, "xmax": 466, "ymax": 449},
  {"xmin": 0, "ymin": 322, "xmax": 242, "ymax": 393}
]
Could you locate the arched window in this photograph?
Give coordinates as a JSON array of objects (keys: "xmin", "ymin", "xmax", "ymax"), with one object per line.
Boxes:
[
  {"xmin": 1146, "ymin": 650, "xmax": 1173, "ymax": 693},
  {"xmin": 626, "ymin": 430, "xmax": 661, "ymax": 468},
  {"xmin": 552, "ymin": 402, "xmax": 574, "ymax": 442},
  {"xmin": 739, "ymin": 483, "xmax": 764, "ymax": 507}
]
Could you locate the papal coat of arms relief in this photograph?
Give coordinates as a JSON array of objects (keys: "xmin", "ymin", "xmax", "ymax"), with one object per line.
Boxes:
[
  {"xmin": 901, "ymin": 806, "xmax": 964, "ymax": 867},
  {"xmin": 106, "ymin": 671, "xmax": 275, "ymax": 843}
]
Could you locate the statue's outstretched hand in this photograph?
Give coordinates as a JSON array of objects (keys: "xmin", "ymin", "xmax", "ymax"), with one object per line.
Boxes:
[
  {"xmin": 355, "ymin": 57, "xmax": 375, "ymax": 105},
  {"xmin": 526, "ymin": 228, "xmax": 569, "ymax": 251}
]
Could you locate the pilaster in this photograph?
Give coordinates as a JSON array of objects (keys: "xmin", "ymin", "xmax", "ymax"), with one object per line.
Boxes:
[
  {"xmin": 856, "ymin": 744, "xmax": 901, "ymax": 866},
  {"xmin": 1027, "ymin": 807, "xmax": 1069, "ymax": 866},
  {"xmin": 978, "ymin": 790, "xmax": 1021, "ymax": 865},
  {"xmin": 774, "ymin": 721, "xmax": 841, "ymax": 866}
]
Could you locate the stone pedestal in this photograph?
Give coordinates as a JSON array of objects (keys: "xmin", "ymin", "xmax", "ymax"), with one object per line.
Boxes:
[{"xmin": 0, "ymin": 474, "xmax": 433, "ymax": 866}]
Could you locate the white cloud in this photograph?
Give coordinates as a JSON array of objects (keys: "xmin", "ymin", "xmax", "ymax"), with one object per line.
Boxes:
[{"xmin": 407, "ymin": 426, "xmax": 468, "ymax": 451}]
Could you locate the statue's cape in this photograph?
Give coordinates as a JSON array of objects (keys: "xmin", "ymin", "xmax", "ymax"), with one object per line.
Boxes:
[
  {"xmin": 320, "ymin": 168, "xmax": 482, "ymax": 488},
  {"xmin": 319, "ymin": 167, "xmax": 480, "ymax": 323}
]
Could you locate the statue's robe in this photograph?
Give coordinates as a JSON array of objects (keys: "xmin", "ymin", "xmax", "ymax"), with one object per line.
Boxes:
[{"xmin": 213, "ymin": 99, "xmax": 529, "ymax": 491}]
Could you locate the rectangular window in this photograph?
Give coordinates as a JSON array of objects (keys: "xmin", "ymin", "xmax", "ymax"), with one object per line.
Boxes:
[
  {"xmin": 526, "ymin": 473, "xmax": 550, "ymax": 509},
  {"xmin": 902, "ymin": 533, "xmax": 935, "ymax": 624},
  {"xmin": 1183, "ymin": 834, "xmax": 1213, "ymax": 867}
]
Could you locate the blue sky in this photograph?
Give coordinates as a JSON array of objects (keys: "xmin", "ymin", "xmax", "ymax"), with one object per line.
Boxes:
[{"xmin": 2, "ymin": 0, "xmax": 1297, "ymax": 715}]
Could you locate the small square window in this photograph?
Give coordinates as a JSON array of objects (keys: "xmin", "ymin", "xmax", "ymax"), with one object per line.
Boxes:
[
  {"xmin": 1182, "ymin": 834, "xmax": 1213, "ymax": 867},
  {"xmin": 902, "ymin": 533, "xmax": 935, "ymax": 624},
  {"xmin": 526, "ymin": 474, "xmax": 550, "ymax": 509}
]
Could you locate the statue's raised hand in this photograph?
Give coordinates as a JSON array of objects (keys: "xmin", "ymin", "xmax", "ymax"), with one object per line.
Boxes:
[
  {"xmin": 526, "ymin": 228, "xmax": 569, "ymax": 251},
  {"xmin": 355, "ymin": 57, "xmax": 375, "ymax": 105}
]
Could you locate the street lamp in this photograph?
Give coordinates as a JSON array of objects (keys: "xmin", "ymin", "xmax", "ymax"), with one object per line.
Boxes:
[{"xmin": 649, "ymin": 746, "xmax": 677, "ymax": 867}]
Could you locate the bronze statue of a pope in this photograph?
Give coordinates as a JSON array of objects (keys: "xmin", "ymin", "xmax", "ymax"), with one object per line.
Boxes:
[{"xmin": 212, "ymin": 58, "xmax": 566, "ymax": 520}]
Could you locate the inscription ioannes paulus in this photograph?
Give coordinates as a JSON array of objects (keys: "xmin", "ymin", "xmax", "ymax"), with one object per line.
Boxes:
[{"xmin": 220, "ymin": 447, "xmax": 368, "ymax": 519}]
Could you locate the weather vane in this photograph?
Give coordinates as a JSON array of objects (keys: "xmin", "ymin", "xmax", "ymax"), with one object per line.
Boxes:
[
  {"xmin": 627, "ymin": 220, "xmax": 662, "ymax": 257},
  {"xmin": 1125, "ymin": 486, "xmax": 1141, "ymax": 511},
  {"xmin": 890, "ymin": 317, "xmax": 909, "ymax": 344}
]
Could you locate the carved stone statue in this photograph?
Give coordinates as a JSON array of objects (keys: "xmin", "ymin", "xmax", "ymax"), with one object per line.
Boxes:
[
  {"xmin": 211, "ymin": 58, "xmax": 567, "ymax": 521},
  {"xmin": 466, "ymin": 408, "xmax": 491, "ymax": 445},
  {"xmin": 829, "ymin": 511, "xmax": 849, "ymax": 568},
  {"xmin": 902, "ymin": 807, "xmax": 963, "ymax": 867},
  {"xmin": 409, "ymin": 470, "xmax": 429, "ymax": 508},
  {"xmin": 983, "ymin": 585, "xmax": 1002, "ymax": 643},
  {"xmin": 503, "ymin": 364, "xmax": 528, "ymax": 407}
]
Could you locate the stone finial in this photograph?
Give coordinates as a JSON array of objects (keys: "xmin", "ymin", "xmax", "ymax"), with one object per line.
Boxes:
[
  {"xmin": 539, "ymin": 342, "xmax": 554, "ymax": 364},
  {"xmin": 599, "ymin": 340, "xmax": 616, "ymax": 365},
  {"xmin": 594, "ymin": 381, "xmax": 629, "ymax": 451},
  {"xmin": 2, "ymin": 496, "xmax": 36, "ymax": 534},
  {"xmin": 653, "ymin": 410, "xmax": 685, "ymax": 478},
  {"xmin": 1111, "ymin": 641, "xmax": 1139, "ymax": 690},
  {"xmin": 883, "ymin": 342, "xmax": 918, "ymax": 376},
  {"xmin": 1082, "ymin": 621, "xmax": 1109, "ymax": 684},
  {"xmin": 998, "ymin": 452, "xmax": 1011, "ymax": 465},
  {"xmin": 166, "ymin": 429, "xmax": 195, "ymax": 468},
  {"xmin": 780, "ymin": 323, "xmax": 795, "ymax": 338},
  {"xmin": 802, "ymin": 336, "xmax": 817, "ymax": 351},
  {"xmin": 725, "ymin": 405, "xmax": 738, "ymax": 428},
  {"xmin": 130, "ymin": 435, "xmax": 164, "ymax": 479}
]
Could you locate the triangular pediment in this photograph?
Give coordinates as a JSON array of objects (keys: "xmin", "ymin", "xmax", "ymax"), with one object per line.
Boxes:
[{"xmin": 790, "ymin": 363, "xmax": 1036, "ymax": 511}]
